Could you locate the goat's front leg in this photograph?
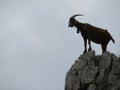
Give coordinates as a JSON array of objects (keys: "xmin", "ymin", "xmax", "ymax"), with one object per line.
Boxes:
[
  {"xmin": 88, "ymin": 40, "xmax": 92, "ymax": 51},
  {"xmin": 83, "ymin": 38, "xmax": 87, "ymax": 53}
]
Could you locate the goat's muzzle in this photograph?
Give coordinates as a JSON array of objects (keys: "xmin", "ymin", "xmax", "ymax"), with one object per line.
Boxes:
[{"xmin": 68, "ymin": 23, "xmax": 74, "ymax": 27}]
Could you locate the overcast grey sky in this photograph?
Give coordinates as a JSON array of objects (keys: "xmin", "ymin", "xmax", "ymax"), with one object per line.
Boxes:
[{"xmin": 0, "ymin": 0, "xmax": 120, "ymax": 90}]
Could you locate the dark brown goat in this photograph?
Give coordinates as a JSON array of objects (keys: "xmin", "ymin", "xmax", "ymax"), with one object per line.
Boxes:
[{"xmin": 68, "ymin": 14, "xmax": 115, "ymax": 53}]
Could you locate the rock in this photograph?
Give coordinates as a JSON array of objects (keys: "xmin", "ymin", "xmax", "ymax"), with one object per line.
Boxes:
[
  {"xmin": 65, "ymin": 51, "xmax": 120, "ymax": 90},
  {"xmin": 87, "ymin": 84, "xmax": 96, "ymax": 90}
]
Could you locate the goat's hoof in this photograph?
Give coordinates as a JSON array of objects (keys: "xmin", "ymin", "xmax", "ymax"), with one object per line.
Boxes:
[
  {"xmin": 88, "ymin": 48, "xmax": 92, "ymax": 51},
  {"xmin": 83, "ymin": 50, "xmax": 87, "ymax": 53}
]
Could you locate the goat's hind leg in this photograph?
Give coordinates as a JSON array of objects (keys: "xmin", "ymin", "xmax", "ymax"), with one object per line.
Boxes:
[
  {"xmin": 88, "ymin": 40, "xmax": 92, "ymax": 51},
  {"xmin": 101, "ymin": 44, "xmax": 107, "ymax": 53}
]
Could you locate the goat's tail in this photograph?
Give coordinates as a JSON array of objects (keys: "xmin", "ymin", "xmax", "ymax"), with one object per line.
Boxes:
[
  {"xmin": 111, "ymin": 37, "xmax": 115, "ymax": 43},
  {"xmin": 106, "ymin": 30, "xmax": 115, "ymax": 43}
]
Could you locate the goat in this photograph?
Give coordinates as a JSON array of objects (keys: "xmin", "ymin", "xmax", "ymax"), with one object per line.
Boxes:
[{"xmin": 68, "ymin": 14, "xmax": 115, "ymax": 53}]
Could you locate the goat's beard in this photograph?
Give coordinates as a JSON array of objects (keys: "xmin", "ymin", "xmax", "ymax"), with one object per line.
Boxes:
[{"xmin": 77, "ymin": 29, "xmax": 79, "ymax": 34}]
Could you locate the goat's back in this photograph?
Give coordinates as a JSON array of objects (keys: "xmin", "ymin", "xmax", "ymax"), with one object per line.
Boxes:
[{"xmin": 81, "ymin": 23, "xmax": 112, "ymax": 44}]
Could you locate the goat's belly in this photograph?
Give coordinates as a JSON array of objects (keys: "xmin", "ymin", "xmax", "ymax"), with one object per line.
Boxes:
[
  {"xmin": 90, "ymin": 37, "xmax": 106, "ymax": 44},
  {"xmin": 92, "ymin": 40, "xmax": 102, "ymax": 44}
]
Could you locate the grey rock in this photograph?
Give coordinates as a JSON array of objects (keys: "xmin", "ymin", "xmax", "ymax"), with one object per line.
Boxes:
[
  {"xmin": 88, "ymin": 84, "xmax": 96, "ymax": 90},
  {"xmin": 65, "ymin": 51, "xmax": 120, "ymax": 90}
]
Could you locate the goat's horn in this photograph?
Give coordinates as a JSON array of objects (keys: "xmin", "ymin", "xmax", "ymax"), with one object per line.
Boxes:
[{"xmin": 71, "ymin": 14, "xmax": 83, "ymax": 18}]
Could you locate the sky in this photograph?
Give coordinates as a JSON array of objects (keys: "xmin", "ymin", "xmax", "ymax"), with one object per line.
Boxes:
[{"xmin": 0, "ymin": 0, "xmax": 120, "ymax": 90}]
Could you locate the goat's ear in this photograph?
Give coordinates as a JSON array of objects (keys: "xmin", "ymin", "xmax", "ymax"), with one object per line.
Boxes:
[{"xmin": 74, "ymin": 19, "xmax": 77, "ymax": 24}]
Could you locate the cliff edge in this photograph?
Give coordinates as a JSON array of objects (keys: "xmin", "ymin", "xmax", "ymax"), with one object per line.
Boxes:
[{"xmin": 65, "ymin": 51, "xmax": 120, "ymax": 90}]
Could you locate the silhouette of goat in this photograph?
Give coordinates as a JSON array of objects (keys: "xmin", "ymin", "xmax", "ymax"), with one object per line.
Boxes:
[{"xmin": 68, "ymin": 14, "xmax": 115, "ymax": 53}]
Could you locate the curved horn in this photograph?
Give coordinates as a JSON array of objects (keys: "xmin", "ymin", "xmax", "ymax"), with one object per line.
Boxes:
[{"xmin": 71, "ymin": 14, "xmax": 83, "ymax": 18}]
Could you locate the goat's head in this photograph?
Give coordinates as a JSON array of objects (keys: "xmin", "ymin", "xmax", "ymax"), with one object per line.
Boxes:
[{"xmin": 68, "ymin": 14, "xmax": 83, "ymax": 27}]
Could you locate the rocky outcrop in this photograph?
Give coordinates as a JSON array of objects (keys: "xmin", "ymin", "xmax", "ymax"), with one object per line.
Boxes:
[{"xmin": 65, "ymin": 51, "xmax": 120, "ymax": 90}]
